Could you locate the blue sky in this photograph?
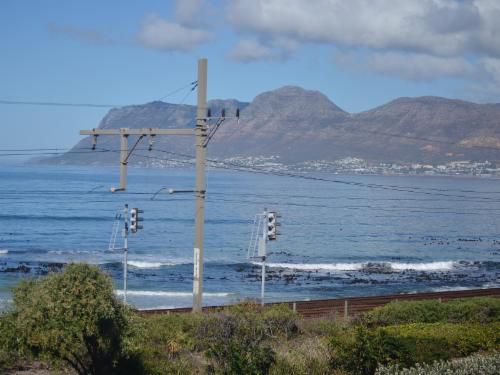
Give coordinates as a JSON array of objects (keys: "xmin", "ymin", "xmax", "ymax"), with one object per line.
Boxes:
[{"xmin": 1, "ymin": 0, "xmax": 500, "ymax": 151}]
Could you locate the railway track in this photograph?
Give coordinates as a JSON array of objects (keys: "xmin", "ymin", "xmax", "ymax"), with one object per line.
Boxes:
[{"xmin": 139, "ymin": 288, "xmax": 500, "ymax": 319}]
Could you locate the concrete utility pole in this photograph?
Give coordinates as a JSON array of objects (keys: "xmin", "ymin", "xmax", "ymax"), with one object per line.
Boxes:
[
  {"xmin": 80, "ymin": 58, "xmax": 209, "ymax": 313},
  {"xmin": 193, "ymin": 58, "xmax": 207, "ymax": 312}
]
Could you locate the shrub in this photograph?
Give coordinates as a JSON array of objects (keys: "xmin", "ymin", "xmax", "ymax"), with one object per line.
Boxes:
[
  {"xmin": 0, "ymin": 311, "xmax": 23, "ymax": 371},
  {"xmin": 3, "ymin": 263, "xmax": 142, "ymax": 375},
  {"xmin": 262, "ymin": 304, "xmax": 299, "ymax": 339},
  {"xmin": 329, "ymin": 325, "xmax": 379, "ymax": 375},
  {"xmin": 299, "ymin": 317, "xmax": 347, "ymax": 338},
  {"xmin": 127, "ymin": 313, "xmax": 204, "ymax": 374},
  {"xmin": 377, "ymin": 322, "xmax": 499, "ymax": 366},
  {"xmin": 375, "ymin": 351, "xmax": 500, "ymax": 375},
  {"xmin": 363, "ymin": 297, "xmax": 500, "ymax": 327},
  {"xmin": 329, "ymin": 322, "xmax": 500, "ymax": 375},
  {"xmin": 195, "ymin": 304, "xmax": 277, "ymax": 374},
  {"xmin": 269, "ymin": 335, "xmax": 332, "ymax": 375}
]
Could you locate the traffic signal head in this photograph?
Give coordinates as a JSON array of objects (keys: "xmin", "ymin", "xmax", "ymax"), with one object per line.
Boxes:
[
  {"xmin": 267, "ymin": 212, "xmax": 277, "ymax": 240},
  {"xmin": 130, "ymin": 208, "xmax": 144, "ymax": 233}
]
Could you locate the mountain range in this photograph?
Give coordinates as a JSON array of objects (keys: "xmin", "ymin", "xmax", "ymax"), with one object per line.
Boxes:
[{"xmin": 47, "ymin": 86, "xmax": 500, "ymax": 166}]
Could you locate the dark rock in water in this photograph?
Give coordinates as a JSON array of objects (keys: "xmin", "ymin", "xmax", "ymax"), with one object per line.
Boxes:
[
  {"xmin": 362, "ymin": 262, "xmax": 394, "ymax": 274},
  {"xmin": 235, "ymin": 265, "xmax": 245, "ymax": 272},
  {"xmin": 1, "ymin": 264, "xmax": 31, "ymax": 273}
]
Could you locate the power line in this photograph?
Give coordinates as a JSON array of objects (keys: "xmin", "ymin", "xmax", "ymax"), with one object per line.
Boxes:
[
  {"xmin": 0, "ymin": 100, "xmax": 121, "ymax": 108},
  {"xmin": 157, "ymin": 81, "xmax": 197, "ymax": 101},
  {"xmin": 0, "ymin": 80, "xmax": 199, "ymax": 110}
]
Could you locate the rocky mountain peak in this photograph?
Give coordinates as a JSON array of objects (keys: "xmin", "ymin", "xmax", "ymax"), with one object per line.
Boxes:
[{"xmin": 247, "ymin": 85, "xmax": 347, "ymax": 118}]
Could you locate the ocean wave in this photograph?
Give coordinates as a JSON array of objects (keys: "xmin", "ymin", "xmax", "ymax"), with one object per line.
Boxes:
[
  {"xmin": 0, "ymin": 250, "xmax": 8, "ymax": 255},
  {"xmin": 48, "ymin": 250, "xmax": 92, "ymax": 255},
  {"xmin": 430, "ymin": 282, "xmax": 500, "ymax": 292},
  {"xmin": 259, "ymin": 262, "xmax": 363, "ymax": 271},
  {"xmin": 390, "ymin": 261, "xmax": 455, "ymax": 271},
  {"xmin": 260, "ymin": 261, "xmax": 457, "ymax": 272},
  {"xmin": 115, "ymin": 290, "xmax": 232, "ymax": 297},
  {"xmin": 127, "ymin": 261, "xmax": 178, "ymax": 269}
]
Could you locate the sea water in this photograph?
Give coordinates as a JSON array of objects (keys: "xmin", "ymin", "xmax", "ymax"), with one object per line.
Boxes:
[{"xmin": 0, "ymin": 165, "xmax": 499, "ymax": 309}]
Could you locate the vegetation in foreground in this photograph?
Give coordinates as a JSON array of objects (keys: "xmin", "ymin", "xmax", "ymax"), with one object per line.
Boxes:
[{"xmin": 0, "ymin": 263, "xmax": 499, "ymax": 374}]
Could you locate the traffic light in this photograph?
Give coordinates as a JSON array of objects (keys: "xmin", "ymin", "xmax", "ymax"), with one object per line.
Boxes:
[
  {"xmin": 267, "ymin": 212, "xmax": 278, "ymax": 240},
  {"xmin": 130, "ymin": 208, "xmax": 144, "ymax": 233}
]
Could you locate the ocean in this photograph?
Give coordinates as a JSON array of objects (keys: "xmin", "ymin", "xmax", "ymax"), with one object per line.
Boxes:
[{"xmin": 0, "ymin": 165, "xmax": 499, "ymax": 310}]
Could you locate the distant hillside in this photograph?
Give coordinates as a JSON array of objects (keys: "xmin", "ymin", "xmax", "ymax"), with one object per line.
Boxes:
[{"xmin": 44, "ymin": 86, "xmax": 500, "ymax": 166}]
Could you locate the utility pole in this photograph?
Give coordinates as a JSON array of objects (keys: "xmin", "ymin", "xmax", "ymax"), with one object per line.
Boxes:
[
  {"xmin": 120, "ymin": 130, "xmax": 128, "ymax": 191},
  {"xmin": 193, "ymin": 58, "xmax": 207, "ymax": 312},
  {"xmin": 80, "ymin": 59, "xmax": 209, "ymax": 313},
  {"xmin": 123, "ymin": 204, "xmax": 129, "ymax": 304}
]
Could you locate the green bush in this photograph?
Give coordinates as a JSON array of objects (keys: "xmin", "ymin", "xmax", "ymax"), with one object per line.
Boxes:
[
  {"xmin": 377, "ymin": 322, "xmax": 499, "ymax": 367},
  {"xmin": 0, "ymin": 311, "xmax": 23, "ymax": 372},
  {"xmin": 270, "ymin": 336, "xmax": 330, "ymax": 375},
  {"xmin": 329, "ymin": 322, "xmax": 500, "ymax": 375},
  {"xmin": 126, "ymin": 312, "xmax": 204, "ymax": 374},
  {"xmin": 262, "ymin": 304, "xmax": 299, "ymax": 339},
  {"xmin": 1, "ymin": 263, "xmax": 142, "ymax": 375},
  {"xmin": 299, "ymin": 317, "xmax": 348, "ymax": 338},
  {"xmin": 329, "ymin": 325, "xmax": 379, "ymax": 375},
  {"xmin": 375, "ymin": 351, "xmax": 500, "ymax": 375},
  {"xmin": 363, "ymin": 297, "xmax": 500, "ymax": 327},
  {"xmin": 195, "ymin": 304, "xmax": 278, "ymax": 374}
]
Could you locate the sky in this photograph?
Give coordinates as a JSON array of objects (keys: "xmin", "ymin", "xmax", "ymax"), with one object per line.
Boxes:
[{"xmin": 1, "ymin": 0, "xmax": 500, "ymax": 151}]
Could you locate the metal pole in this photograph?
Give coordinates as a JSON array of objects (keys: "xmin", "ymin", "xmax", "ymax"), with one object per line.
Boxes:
[
  {"xmin": 261, "ymin": 208, "xmax": 267, "ymax": 306},
  {"xmin": 120, "ymin": 130, "xmax": 128, "ymax": 190},
  {"xmin": 123, "ymin": 204, "xmax": 129, "ymax": 304},
  {"xmin": 193, "ymin": 58, "xmax": 207, "ymax": 313},
  {"xmin": 261, "ymin": 257, "xmax": 266, "ymax": 306}
]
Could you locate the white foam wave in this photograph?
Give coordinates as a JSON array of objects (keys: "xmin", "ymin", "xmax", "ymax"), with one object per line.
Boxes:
[
  {"xmin": 261, "ymin": 262, "xmax": 363, "ymax": 271},
  {"xmin": 115, "ymin": 290, "xmax": 231, "ymax": 297},
  {"xmin": 127, "ymin": 261, "xmax": 177, "ymax": 269},
  {"xmin": 390, "ymin": 261, "xmax": 455, "ymax": 271},
  {"xmin": 431, "ymin": 282, "xmax": 500, "ymax": 293},
  {"xmin": 0, "ymin": 249, "xmax": 8, "ymax": 255},
  {"xmin": 261, "ymin": 261, "xmax": 456, "ymax": 272}
]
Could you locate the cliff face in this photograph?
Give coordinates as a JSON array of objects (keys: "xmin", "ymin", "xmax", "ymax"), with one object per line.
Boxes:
[{"xmin": 47, "ymin": 86, "xmax": 500, "ymax": 165}]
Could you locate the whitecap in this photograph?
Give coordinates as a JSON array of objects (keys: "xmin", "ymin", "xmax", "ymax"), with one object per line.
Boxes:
[
  {"xmin": 390, "ymin": 261, "xmax": 455, "ymax": 271},
  {"xmin": 259, "ymin": 262, "xmax": 363, "ymax": 271},
  {"xmin": 259, "ymin": 261, "xmax": 456, "ymax": 272},
  {"xmin": 115, "ymin": 290, "xmax": 231, "ymax": 297},
  {"xmin": 127, "ymin": 261, "xmax": 177, "ymax": 269}
]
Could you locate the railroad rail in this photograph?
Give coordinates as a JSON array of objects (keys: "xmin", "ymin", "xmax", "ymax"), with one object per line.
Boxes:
[{"xmin": 138, "ymin": 288, "xmax": 500, "ymax": 319}]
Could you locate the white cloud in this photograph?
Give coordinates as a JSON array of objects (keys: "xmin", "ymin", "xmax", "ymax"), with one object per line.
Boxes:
[
  {"xmin": 225, "ymin": 0, "xmax": 500, "ymax": 93},
  {"xmin": 474, "ymin": 0, "xmax": 500, "ymax": 57},
  {"xmin": 479, "ymin": 57, "xmax": 500, "ymax": 93},
  {"xmin": 174, "ymin": 0, "xmax": 205, "ymax": 26},
  {"xmin": 226, "ymin": 0, "xmax": 482, "ymax": 57},
  {"xmin": 138, "ymin": 13, "xmax": 211, "ymax": 52},
  {"xmin": 481, "ymin": 58, "xmax": 500, "ymax": 83},
  {"xmin": 47, "ymin": 23, "xmax": 114, "ymax": 45},
  {"xmin": 372, "ymin": 53, "xmax": 475, "ymax": 81},
  {"xmin": 335, "ymin": 51, "xmax": 475, "ymax": 81},
  {"xmin": 228, "ymin": 39, "xmax": 278, "ymax": 62},
  {"xmin": 228, "ymin": 36, "xmax": 298, "ymax": 62}
]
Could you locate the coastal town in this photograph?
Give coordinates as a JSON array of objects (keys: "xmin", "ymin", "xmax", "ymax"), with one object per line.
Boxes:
[{"xmin": 138, "ymin": 155, "xmax": 500, "ymax": 177}]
